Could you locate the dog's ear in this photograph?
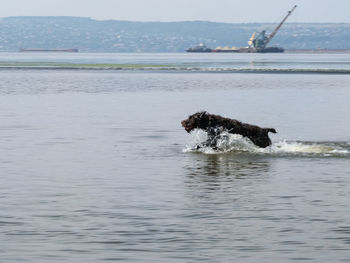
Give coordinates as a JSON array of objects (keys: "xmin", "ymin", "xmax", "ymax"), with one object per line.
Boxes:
[{"xmin": 199, "ymin": 111, "xmax": 207, "ymax": 118}]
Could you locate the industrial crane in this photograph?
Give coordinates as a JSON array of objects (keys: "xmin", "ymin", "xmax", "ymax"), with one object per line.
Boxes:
[{"xmin": 249, "ymin": 5, "xmax": 297, "ymax": 52}]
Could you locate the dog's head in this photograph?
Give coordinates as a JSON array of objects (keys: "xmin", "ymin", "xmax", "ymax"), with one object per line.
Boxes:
[{"xmin": 181, "ymin": 111, "xmax": 209, "ymax": 133}]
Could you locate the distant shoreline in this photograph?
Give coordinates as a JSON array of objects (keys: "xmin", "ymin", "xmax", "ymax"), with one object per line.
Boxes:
[{"xmin": 2, "ymin": 17, "xmax": 350, "ymax": 52}]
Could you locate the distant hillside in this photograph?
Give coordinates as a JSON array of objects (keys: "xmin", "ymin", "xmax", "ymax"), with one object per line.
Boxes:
[{"xmin": 0, "ymin": 16, "xmax": 350, "ymax": 52}]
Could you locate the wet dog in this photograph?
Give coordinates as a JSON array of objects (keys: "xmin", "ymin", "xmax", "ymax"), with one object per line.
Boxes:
[{"xmin": 181, "ymin": 111, "xmax": 277, "ymax": 148}]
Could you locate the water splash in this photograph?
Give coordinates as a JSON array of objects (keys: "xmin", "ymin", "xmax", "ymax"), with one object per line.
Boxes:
[{"xmin": 183, "ymin": 130, "xmax": 350, "ymax": 157}]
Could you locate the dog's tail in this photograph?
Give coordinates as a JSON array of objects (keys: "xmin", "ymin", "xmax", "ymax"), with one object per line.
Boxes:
[{"xmin": 265, "ymin": 128, "xmax": 277, "ymax": 134}]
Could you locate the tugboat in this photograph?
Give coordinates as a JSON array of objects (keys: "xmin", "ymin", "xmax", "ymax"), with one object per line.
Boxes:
[{"xmin": 186, "ymin": 43, "xmax": 212, "ymax": 53}]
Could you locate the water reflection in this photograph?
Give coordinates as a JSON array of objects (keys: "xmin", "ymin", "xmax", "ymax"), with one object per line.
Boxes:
[
  {"xmin": 183, "ymin": 152, "xmax": 271, "ymax": 195},
  {"xmin": 184, "ymin": 152, "xmax": 270, "ymax": 179}
]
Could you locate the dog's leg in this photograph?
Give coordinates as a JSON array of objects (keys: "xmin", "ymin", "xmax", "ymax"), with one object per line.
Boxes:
[
  {"xmin": 194, "ymin": 128, "xmax": 218, "ymax": 150},
  {"xmin": 204, "ymin": 127, "xmax": 223, "ymax": 149}
]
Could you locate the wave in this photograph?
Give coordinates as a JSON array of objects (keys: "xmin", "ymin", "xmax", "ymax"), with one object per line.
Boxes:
[
  {"xmin": 178, "ymin": 67, "xmax": 350, "ymax": 74},
  {"xmin": 201, "ymin": 67, "xmax": 350, "ymax": 74},
  {"xmin": 183, "ymin": 130, "xmax": 350, "ymax": 157},
  {"xmin": 1, "ymin": 64, "xmax": 350, "ymax": 74}
]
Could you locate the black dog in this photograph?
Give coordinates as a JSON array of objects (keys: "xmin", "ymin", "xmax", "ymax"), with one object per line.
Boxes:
[{"xmin": 181, "ymin": 111, "xmax": 277, "ymax": 148}]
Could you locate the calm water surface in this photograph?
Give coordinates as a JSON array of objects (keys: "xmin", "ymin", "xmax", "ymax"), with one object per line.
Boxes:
[{"xmin": 0, "ymin": 53, "xmax": 350, "ymax": 262}]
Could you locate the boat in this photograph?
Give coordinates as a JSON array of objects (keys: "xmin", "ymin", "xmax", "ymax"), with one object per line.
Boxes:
[
  {"xmin": 186, "ymin": 43, "xmax": 212, "ymax": 53},
  {"xmin": 186, "ymin": 5, "xmax": 297, "ymax": 53},
  {"xmin": 212, "ymin": 46, "xmax": 240, "ymax": 53}
]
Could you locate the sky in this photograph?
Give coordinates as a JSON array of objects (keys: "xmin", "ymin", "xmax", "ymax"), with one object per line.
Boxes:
[{"xmin": 0, "ymin": 0, "xmax": 349, "ymax": 23}]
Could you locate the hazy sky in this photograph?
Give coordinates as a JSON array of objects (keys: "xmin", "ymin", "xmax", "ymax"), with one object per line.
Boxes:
[{"xmin": 1, "ymin": 0, "xmax": 349, "ymax": 23}]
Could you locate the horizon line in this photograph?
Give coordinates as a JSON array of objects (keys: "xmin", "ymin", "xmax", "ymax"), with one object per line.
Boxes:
[{"xmin": 1, "ymin": 16, "xmax": 350, "ymax": 24}]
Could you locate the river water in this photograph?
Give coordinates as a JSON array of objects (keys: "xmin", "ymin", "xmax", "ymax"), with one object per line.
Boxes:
[{"xmin": 0, "ymin": 53, "xmax": 350, "ymax": 262}]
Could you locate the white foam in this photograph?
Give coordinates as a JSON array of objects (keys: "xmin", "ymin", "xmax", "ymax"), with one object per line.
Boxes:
[{"xmin": 183, "ymin": 130, "xmax": 350, "ymax": 157}]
